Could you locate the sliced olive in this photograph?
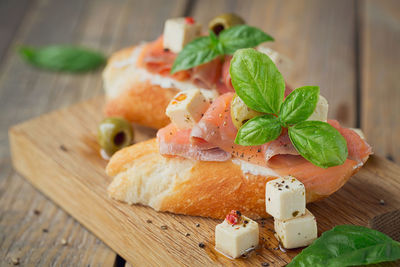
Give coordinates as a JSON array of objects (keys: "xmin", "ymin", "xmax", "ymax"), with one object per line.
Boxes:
[
  {"xmin": 208, "ymin": 13, "xmax": 245, "ymax": 35},
  {"xmin": 230, "ymin": 94, "xmax": 263, "ymax": 129},
  {"xmin": 98, "ymin": 117, "xmax": 134, "ymax": 156}
]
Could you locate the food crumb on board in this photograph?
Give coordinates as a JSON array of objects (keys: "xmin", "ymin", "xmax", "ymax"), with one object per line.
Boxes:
[
  {"xmin": 185, "ymin": 233, "xmax": 190, "ymax": 237},
  {"xmin": 146, "ymin": 219, "xmax": 152, "ymax": 223},
  {"xmin": 61, "ymin": 238, "xmax": 68, "ymax": 246},
  {"xmin": 33, "ymin": 209, "xmax": 41, "ymax": 215},
  {"xmin": 42, "ymin": 228, "xmax": 48, "ymax": 233},
  {"xmin": 161, "ymin": 225, "xmax": 168, "ymax": 230},
  {"xmin": 198, "ymin": 242, "xmax": 205, "ymax": 248},
  {"xmin": 59, "ymin": 145, "xmax": 68, "ymax": 152},
  {"xmin": 11, "ymin": 257, "xmax": 20, "ymax": 265},
  {"xmin": 261, "ymin": 263, "xmax": 270, "ymax": 267},
  {"xmin": 379, "ymin": 199, "xmax": 385, "ymax": 205},
  {"xmin": 196, "ymin": 223, "xmax": 200, "ymax": 227}
]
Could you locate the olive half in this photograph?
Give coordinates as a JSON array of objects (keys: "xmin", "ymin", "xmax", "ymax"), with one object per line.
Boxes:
[
  {"xmin": 98, "ymin": 117, "xmax": 134, "ymax": 156},
  {"xmin": 208, "ymin": 13, "xmax": 245, "ymax": 35},
  {"xmin": 230, "ymin": 94, "xmax": 262, "ymax": 129}
]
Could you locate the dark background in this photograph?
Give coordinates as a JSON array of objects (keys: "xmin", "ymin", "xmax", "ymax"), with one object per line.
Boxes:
[{"xmin": 0, "ymin": 0, "xmax": 399, "ymax": 265}]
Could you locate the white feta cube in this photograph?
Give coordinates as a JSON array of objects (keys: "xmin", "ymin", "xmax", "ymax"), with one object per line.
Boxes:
[
  {"xmin": 274, "ymin": 209, "xmax": 318, "ymax": 249},
  {"xmin": 166, "ymin": 89, "xmax": 210, "ymax": 129},
  {"xmin": 163, "ymin": 17, "xmax": 202, "ymax": 53},
  {"xmin": 350, "ymin": 128, "xmax": 366, "ymax": 140},
  {"xmin": 308, "ymin": 95, "xmax": 328, "ymax": 122},
  {"xmin": 257, "ymin": 44, "xmax": 293, "ymax": 77},
  {"xmin": 215, "ymin": 215, "xmax": 259, "ymax": 258},
  {"xmin": 265, "ymin": 176, "xmax": 306, "ymax": 220}
]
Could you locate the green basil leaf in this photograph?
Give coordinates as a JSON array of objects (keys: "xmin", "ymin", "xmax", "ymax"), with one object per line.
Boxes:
[
  {"xmin": 18, "ymin": 45, "xmax": 106, "ymax": 72},
  {"xmin": 235, "ymin": 114, "xmax": 281, "ymax": 146},
  {"xmin": 171, "ymin": 36, "xmax": 219, "ymax": 74},
  {"xmin": 288, "ymin": 225, "xmax": 400, "ymax": 267},
  {"xmin": 288, "ymin": 121, "xmax": 348, "ymax": 168},
  {"xmin": 230, "ymin": 48, "xmax": 285, "ymax": 114},
  {"xmin": 219, "ymin": 25, "xmax": 274, "ymax": 55},
  {"xmin": 279, "ymin": 86, "xmax": 320, "ymax": 126}
]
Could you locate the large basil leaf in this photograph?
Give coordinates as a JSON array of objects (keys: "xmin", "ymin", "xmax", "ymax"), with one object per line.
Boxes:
[
  {"xmin": 219, "ymin": 25, "xmax": 274, "ymax": 55},
  {"xmin": 288, "ymin": 225, "xmax": 400, "ymax": 267},
  {"xmin": 235, "ymin": 114, "xmax": 281, "ymax": 146},
  {"xmin": 288, "ymin": 121, "xmax": 348, "ymax": 168},
  {"xmin": 230, "ymin": 48, "xmax": 285, "ymax": 114},
  {"xmin": 279, "ymin": 86, "xmax": 320, "ymax": 126},
  {"xmin": 18, "ymin": 45, "xmax": 106, "ymax": 72},
  {"xmin": 171, "ymin": 36, "xmax": 219, "ymax": 74}
]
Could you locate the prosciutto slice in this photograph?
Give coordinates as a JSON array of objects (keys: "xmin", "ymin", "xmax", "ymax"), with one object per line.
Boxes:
[{"xmin": 157, "ymin": 124, "xmax": 231, "ymax": 162}]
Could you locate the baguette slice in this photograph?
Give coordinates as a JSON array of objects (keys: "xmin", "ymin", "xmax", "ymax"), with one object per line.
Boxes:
[
  {"xmin": 107, "ymin": 139, "xmax": 342, "ymax": 219},
  {"xmin": 103, "ymin": 46, "xmax": 178, "ymax": 129}
]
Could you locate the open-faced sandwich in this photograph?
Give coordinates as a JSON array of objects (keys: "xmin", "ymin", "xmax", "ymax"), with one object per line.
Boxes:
[
  {"xmin": 103, "ymin": 14, "xmax": 291, "ymax": 129},
  {"xmin": 105, "ymin": 48, "xmax": 372, "ymax": 219}
]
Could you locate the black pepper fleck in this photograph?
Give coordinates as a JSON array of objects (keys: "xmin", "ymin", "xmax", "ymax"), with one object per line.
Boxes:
[
  {"xmin": 198, "ymin": 242, "xmax": 205, "ymax": 248},
  {"xmin": 285, "ymin": 185, "xmax": 289, "ymax": 189}
]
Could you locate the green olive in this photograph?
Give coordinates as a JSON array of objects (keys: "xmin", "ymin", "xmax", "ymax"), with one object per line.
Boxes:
[
  {"xmin": 208, "ymin": 13, "xmax": 245, "ymax": 35},
  {"xmin": 98, "ymin": 117, "xmax": 134, "ymax": 156},
  {"xmin": 230, "ymin": 94, "xmax": 263, "ymax": 129}
]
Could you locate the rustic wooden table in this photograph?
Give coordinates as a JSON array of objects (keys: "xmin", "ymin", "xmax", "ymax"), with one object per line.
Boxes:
[{"xmin": 0, "ymin": 0, "xmax": 399, "ymax": 266}]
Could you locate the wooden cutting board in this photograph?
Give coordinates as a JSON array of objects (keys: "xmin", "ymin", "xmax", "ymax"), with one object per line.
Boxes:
[{"xmin": 9, "ymin": 96, "xmax": 400, "ymax": 266}]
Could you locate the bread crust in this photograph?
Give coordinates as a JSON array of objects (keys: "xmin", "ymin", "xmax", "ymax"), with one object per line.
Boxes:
[
  {"xmin": 107, "ymin": 139, "xmax": 339, "ymax": 220},
  {"xmin": 103, "ymin": 46, "xmax": 179, "ymax": 129}
]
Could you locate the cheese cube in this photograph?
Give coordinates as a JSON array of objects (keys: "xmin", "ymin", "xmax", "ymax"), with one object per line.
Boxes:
[
  {"xmin": 274, "ymin": 209, "xmax": 317, "ymax": 249},
  {"xmin": 215, "ymin": 215, "xmax": 259, "ymax": 258},
  {"xmin": 257, "ymin": 44, "xmax": 293, "ymax": 77},
  {"xmin": 308, "ymin": 95, "xmax": 329, "ymax": 122},
  {"xmin": 166, "ymin": 89, "xmax": 210, "ymax": 129},
  {"xmin": 163, "ymin": 18, "xmax": 202, "ymax": 53},
  {"xmin": 350, "ymin": 128, "xmax": 366, "ymax": 140},
  {"xmin": 266, "ymin": 176, "xmax": 306, "ymax": 220}
]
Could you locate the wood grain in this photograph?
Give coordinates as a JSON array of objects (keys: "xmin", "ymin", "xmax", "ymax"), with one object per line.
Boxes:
[
  {"xmin": 0, "ymin": 0, "xmax": 188, "ymax": 265},
  {"xmin": 191, "ymin": 0, "xmax": 358, "ymax": 127},
  {"xmin": 360, "ymin": 0, "xmax": 400, "ymax": 162},
  {"xmin": 9, "ymin": 97, "xmax": 400, "ymax": 266}
]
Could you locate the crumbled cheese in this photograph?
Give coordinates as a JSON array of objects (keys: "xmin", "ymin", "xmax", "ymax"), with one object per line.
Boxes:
[
  {"xmin": 274, "ymin": 209, "xmax": 317, "ymax": 249},
  {"xmin": 215, "ymin": 215, "xmax": 259, "ymax": 258},
  {"xmin": 308, "ymin": 95, "xmax": 329, "ymax": 122},
  {"xmin": 256, "ymin": 44, "xmax": 292, "ymax": 77},
  {"xmin": 163, "ymin": 18, "xmax": 202, "ymax": 53},
  {"xmin": 166, "ymin": 89, "xmax": 210, "ymax": 129},
  {"xmin": 266, "ymin": 176, "xmax": 306, "ymax": 220}
]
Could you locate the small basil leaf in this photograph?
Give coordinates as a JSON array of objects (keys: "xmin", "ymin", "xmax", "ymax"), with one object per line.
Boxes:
[
  {"xmin": 288, "ymin": 225, "xmax": 400, "ymax": 267},
  {"xmin": 235, "ymin": 114, "xmax": 281, "ymax": 146},
  {"xmin": 279, "ymin": 86, "xmax": 320, "ymax": 126},
  {"xmin": 230, "ymin": 48, "xmax": 285, "ymax": 114},
  {"xmin": 288, "ymin": 121, "xmax": 348, "ymax": 168},
  {"xmin": 171, "ymin": 36, "xmax": 219, "ymax": 74},
  {"xmin": 18, "ymin": 45, "xmax": 106, "ymax": 72},
  {"xmin": 219, "ymin": 25, "xmax": 274, "ymax": 55}
]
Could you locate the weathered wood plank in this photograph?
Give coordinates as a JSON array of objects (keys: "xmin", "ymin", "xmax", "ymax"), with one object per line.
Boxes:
[
  {"xmin": 9, "ymin": 96, "xmax": 400, "ymax": 266},
  {"xmin": 0, "ymin": 0, "xmax": 32, "ymax": 66},
  {"xmin": 0, "ymin": 0, "xmax": 190, "ymax": 265},
  {"xmin": 360, "ymin": 0, "xmax": 400, "ymax": 162},
  {"xmin": 191, "ymin": 0, "xmax": 357, "ymax": 127}
]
